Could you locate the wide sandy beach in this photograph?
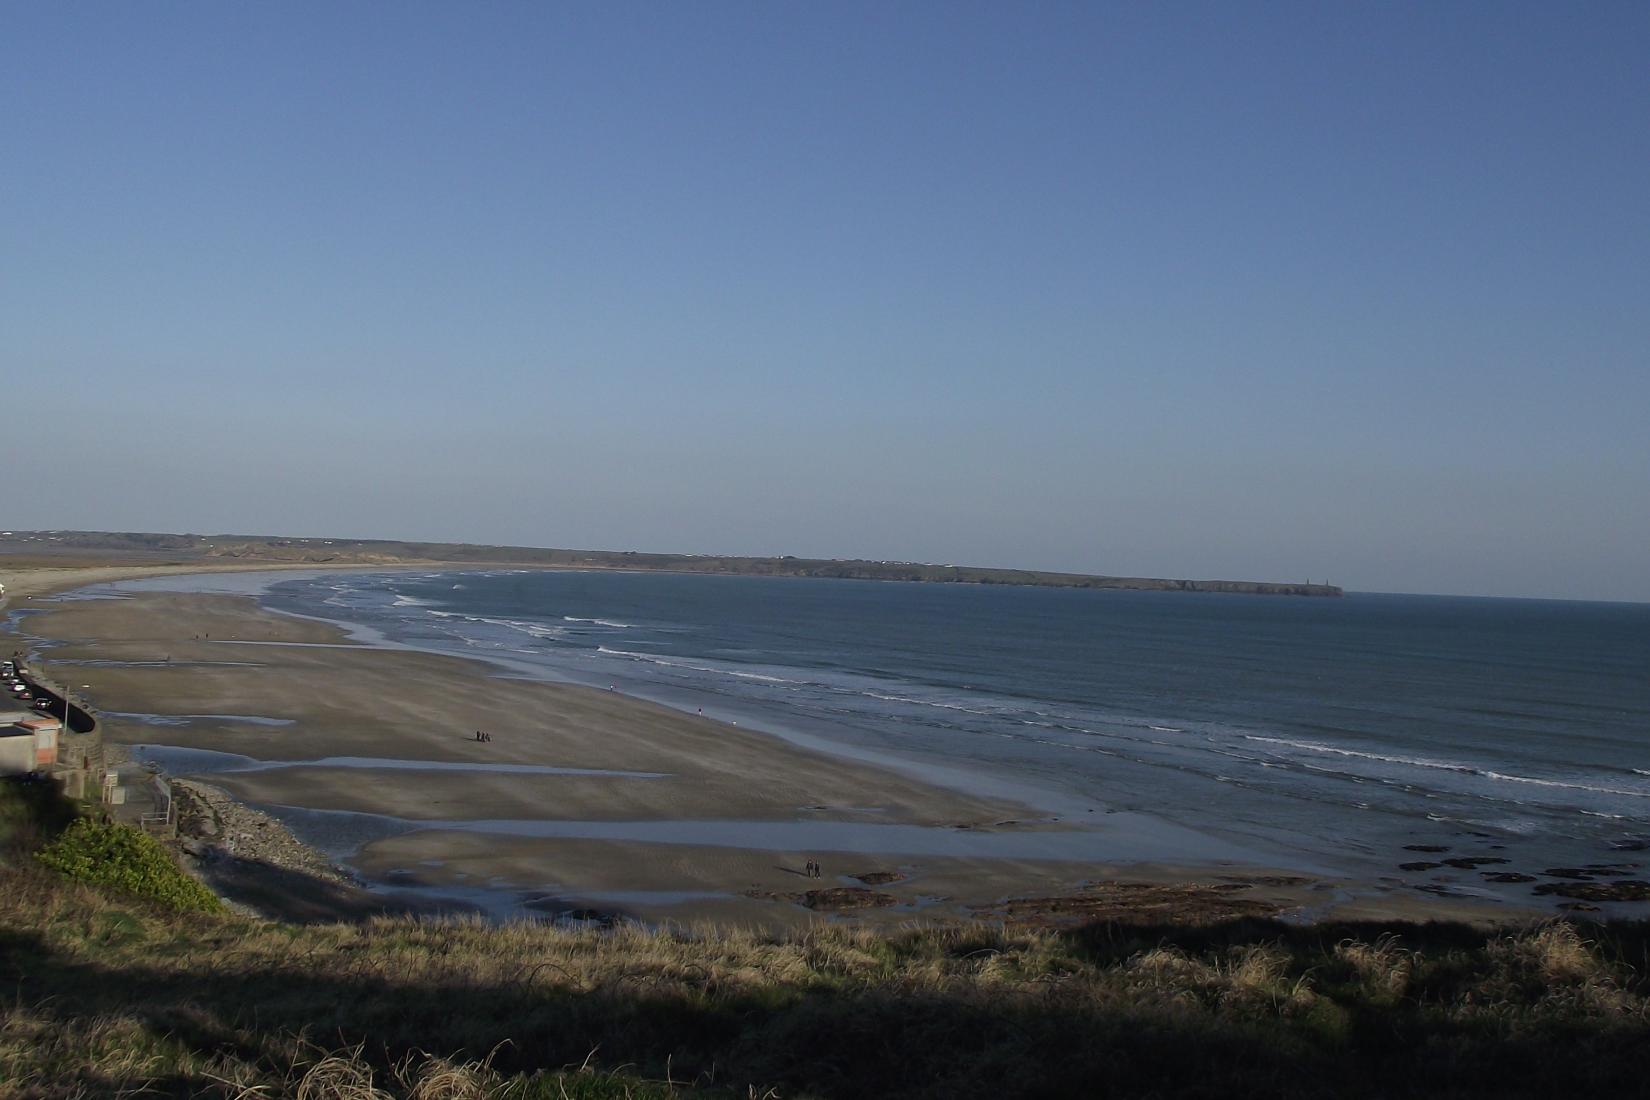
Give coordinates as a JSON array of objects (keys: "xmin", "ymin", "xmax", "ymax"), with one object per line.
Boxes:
[{"xmin": 2, "ymin": 562, "xmax": 1518, "ymax": 928}]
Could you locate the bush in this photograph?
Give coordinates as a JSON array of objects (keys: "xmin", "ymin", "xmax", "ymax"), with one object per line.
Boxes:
[{"xmin": 36, "ymin": 819, "xmax": 224, "ymax": 913}]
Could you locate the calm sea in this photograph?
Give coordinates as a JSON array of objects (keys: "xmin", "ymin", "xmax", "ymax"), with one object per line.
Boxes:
[{"xmin": 246, "ymin": 569, "xmax": 1650, "ymax": 895}]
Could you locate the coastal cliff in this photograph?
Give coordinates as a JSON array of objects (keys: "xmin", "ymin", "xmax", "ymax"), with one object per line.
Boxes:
[{"xmin": 0, "ymin": 531, "xmax": 1343, "ymax": 597}]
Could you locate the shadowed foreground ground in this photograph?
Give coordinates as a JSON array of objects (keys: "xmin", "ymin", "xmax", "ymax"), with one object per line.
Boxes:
[{"xmin": 5, "ymin": 848, "xmax": 1650, "ymax": 1099}]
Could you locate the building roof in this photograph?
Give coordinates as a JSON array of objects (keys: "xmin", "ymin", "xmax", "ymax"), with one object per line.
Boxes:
[{"xmin": 12, "ymin": 717, "xmax": 61, "ymax": 732}]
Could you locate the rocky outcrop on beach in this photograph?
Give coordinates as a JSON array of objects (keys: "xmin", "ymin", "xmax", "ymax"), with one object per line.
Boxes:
[
  {"xmin": 975, "ymin": 879, "xmax": 1283, "ymax": 928},
  {"xmin": 173, "ymin": 779, "xmax": 348, "ymax": 885},
  {"xmin": 742, "ymin": 885, "xmax": 900, "ymax": 910},
  {"xmin": 1532, "ymin": 880, "xmax": 1650, "ymax": 902},
  {"xmin": 853, "ymin": 871, "xmax": 907, "ymax": 886},
  {"xmin": 800, "ymin": 887, "xmax": 899, "ymax": 910},
  {"xmin": 170, "ymin": 780, "xmax": 474, "ymax": 924}
]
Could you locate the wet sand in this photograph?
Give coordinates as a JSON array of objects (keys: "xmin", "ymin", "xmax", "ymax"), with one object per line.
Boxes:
[
  {"xmin": 4, "ymin": 564, "xmax": 1527, "ymax": 928},
  {"xmin": 348, "ymin": 830, "xmax": 1351, "ymax": 929},
  {"xmin": 30, "ymin": 590, "xmax": 1042, "ymax": 825}
]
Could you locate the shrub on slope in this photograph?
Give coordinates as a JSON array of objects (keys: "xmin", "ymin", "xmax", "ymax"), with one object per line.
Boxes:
[{"xmin": 36, "ymin": 818, "xmax": 224, "ymax": 913}]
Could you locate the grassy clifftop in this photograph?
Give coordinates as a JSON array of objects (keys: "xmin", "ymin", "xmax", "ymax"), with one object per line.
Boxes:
[{"xmin": 3, "ymin": 782, "xmax": 1649, "ymax": 1098}]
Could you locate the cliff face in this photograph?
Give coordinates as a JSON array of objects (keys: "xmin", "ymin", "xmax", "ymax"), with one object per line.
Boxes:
[{"xmin": 0, "ymin": 531, "xmax": 1343, "ymax": 597}]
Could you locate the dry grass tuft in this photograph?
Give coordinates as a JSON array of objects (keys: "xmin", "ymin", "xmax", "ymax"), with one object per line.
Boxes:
[
  {"xmin": 292, "ymin": 1046, "xmax": 392, "ymax": 1100},
  {"xmin": 1222, "ymin": 943, "xmax": 1290, "ymax": 993},
  {"xmin": 1334, "ymin": 933, "xmax": 1413, "ymax": 999},
  {"xmin": 1507, "ymin": 921, "xmax": 1603, "ymax": 984},
  {"xmin": 398, "ymin": 1048, "xmax": 503, "ymax": 1100},
  {"xmin": 1126, "ymin": 944, "xmax": 1221, "ymax": 1002}
]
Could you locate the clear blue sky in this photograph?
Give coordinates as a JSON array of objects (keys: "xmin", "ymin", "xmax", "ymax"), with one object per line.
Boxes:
[{"xmin": 4, "ymin": 2, "xmax": 1647, "ymax": 600}]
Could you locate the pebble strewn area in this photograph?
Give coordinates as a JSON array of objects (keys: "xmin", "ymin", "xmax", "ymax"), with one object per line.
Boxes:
[{"xmin": 173, "ymin": 779, "xmax": 350, "ymax": 885}]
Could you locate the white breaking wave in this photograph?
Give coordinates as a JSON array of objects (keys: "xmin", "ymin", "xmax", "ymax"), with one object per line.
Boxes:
[
  {"xmin": 596, "ymin": 646, "xmax": 802, "ymax": 684},
  {"xmin": 565, "ymin": 616, "xmax": 634, "ymax": 628},
  {"xmin": 1480, "ymin": 771, "xmax": 1650, "ymax": 799},
  {"xmin": 421, "ymin": 609, "xmax": 564, "ymax": 639},
  {"xmin": 1247, "ymin": 735, "xmax": 1650, "ymax": 799},
  {"xmin": 861, "ymin": 691, "xmax": 999, "ymax": 717},
  {"xmin": 392, "ymin": 594, "xmax": 433, "ymax": 607},
  {"xmin": 1245, "ymin": 735, "xmax": 1476, "ymax": 774},
  {"xmin": 476, "ymin": 616, "xmax": 566, "ymax": 640}
]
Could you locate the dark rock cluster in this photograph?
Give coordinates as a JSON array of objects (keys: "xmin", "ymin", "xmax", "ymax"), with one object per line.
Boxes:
[{"xmin": 1397, "ymin": 842, "xmax": 1647, "ymax": 907}]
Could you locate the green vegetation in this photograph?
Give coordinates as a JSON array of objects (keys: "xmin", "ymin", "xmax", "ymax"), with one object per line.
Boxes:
[
  {"xmin": 5, "ymin": 780, "xmax": 1650, "ymax": 1097},
  {"xmin": 35, "ymin": 818, "xmax": 224, "ymax": 914}
]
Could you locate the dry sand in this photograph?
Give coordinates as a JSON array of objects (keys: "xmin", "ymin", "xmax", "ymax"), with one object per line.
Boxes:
[{"xmin": 2, "ymin": 561, "xmax": 1524, "ymax": 928}]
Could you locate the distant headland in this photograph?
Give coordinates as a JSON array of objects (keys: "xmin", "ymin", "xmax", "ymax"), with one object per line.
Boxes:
[{"xmin": 0, "ymin": 530, "xmax": 1343, "ymax": 597}]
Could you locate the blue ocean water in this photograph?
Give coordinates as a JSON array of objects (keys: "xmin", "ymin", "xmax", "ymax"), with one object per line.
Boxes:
[{"xmin": 245, "ymin": 569, "xmax": 1650, "ymax": 886}]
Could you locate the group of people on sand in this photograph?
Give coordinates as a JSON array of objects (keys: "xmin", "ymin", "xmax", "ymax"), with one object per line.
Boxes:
[
  {"xmin": 804, "ymin": 859, "xmax": 824, "ymax": 879},
  {"xmin": 472, "ymin": 730, "xmax": 492, "ymax": 742}
]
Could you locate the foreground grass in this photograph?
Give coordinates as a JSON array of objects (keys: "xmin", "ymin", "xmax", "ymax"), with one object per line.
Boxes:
[{"xmin": 4, "ymin": 784, "xmax": 1650, "ymax": 1097}]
